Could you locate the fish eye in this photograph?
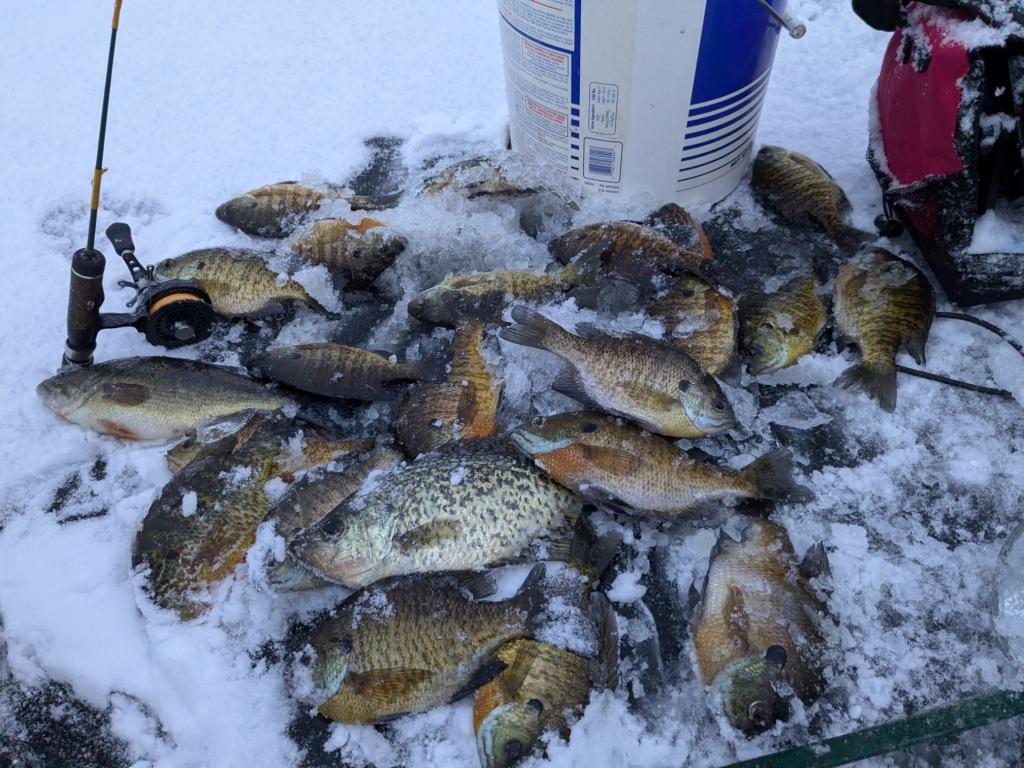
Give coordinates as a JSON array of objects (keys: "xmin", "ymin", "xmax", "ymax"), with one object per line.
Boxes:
[
  {"xmin": 758, "ymin": 322, "xmax": 775, "ymax": 333},
  {"xmin": 679, "ymin": 380, "xmax": 692, "ymax": 393},
  {"xmin": 749, "ymin": 701, "xmax": 771, "ymax": 728},
  {"xmin": 165, "ymin": 548, "xmax": 180, "ymax": 561},
  {"xmin": 525, "ymin": 698, "xmax": 544, "ymax": 714},
  {"xmin": 765, "ymin": 645, "xmax": 787, "ymax": 668},
  {"xmin": 682, "ymin": 288, "xmax": 696, "ymax": 298},
  {"xmin": 504, "ymin": 740, "xmax": 524, "ymax": 760},
  {"xmin": 580, "ymin": 422, "xmax": 598, "ymax": 434},
  {"xmin": 531, "ymin": 416, "xmax": 546, "ymax": 428},
  {"xmin": 320, "ymin": 517, "xmax": 341, "ymax": 536},
  {"xmin": 713, "ymin": 399, "xmax": 727, "ymax": 412}
]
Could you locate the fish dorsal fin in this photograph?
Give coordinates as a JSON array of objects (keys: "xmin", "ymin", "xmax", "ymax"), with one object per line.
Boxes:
[
  {"xmin": 724, "ymin": 585, "xmax": 750, "ymax": 654},
  {"xmin": 392, "ymin": 518, "xmax": 463, "ymax": 552},
  {"xmin": 798, "ymin": 541, "xmax": 831, "ymax": 580},
  {"xmin": 552, "ymin": 368, "xmax": 593, "ymax": 407},
  {"xmin": 101, "ymin": 382, "xmax": 151, "ymax": 406},
  {"xmin": 347, "ymin": 667, "xmax": 434, "ymax": 701},
  {"xmin": 496, "ymin": 640, "xmax": 540, "ymax": 701},
  {"xmin": 578, "ymin": 444, "xmax": 644, "ymax": 475},
  {"xmin": 788, "ymin": 151, "xmax": 833, "ymax": 180},
  {"xmin": 573, "ymin": 322, "xmax": 606, "ymax": 341}
]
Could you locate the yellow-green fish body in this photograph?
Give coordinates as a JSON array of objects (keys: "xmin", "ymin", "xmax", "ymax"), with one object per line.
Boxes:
[
  {"xmin": 305, "ymin": 566, "xmax": 546, "ymax": 723},
  {"xmin": 647, "ymin": 273, "xmax": 736, "ymax": 377},
  {"xmin": 133, "ymin": 415, "xmax": 361, "ymax": 618},
  {"xmin": 396, "ymin": 322, "xmax": 503, "ymax": 456},
  {"xmin": 421, "ymin": 157, "xmax": 535, "ymax": 199},
  {"xmin": 291, "ymin": 217, "xmax": 407, "ymax": 288},
  {"xmin": 407, "ymin": 259, "xmax": 595, "ymax": 328},
  {"xmin": 739, "ymin": 275, "xmax": 827, "ymax": 374},
  {"xmin": 692, "ymin": 518, "xmax": 833, "ymax": 732},
  {"xmin": 255, "ymin": 343, "xmax": 440, "ymax": 401},
  {"xmin": 155, "ymin": 248, "xmax": 331, "ymax": 318},
  {"xmin": 500, "ymin": 307, "xmax": 735, "ymax": 438},
  {"xmin": 751, "ymin": 146, "xmax": 870, "ymax": 250},
  {"xmin": 833, "ymin": 248, "xmax": 934, "ymax": 411},
  {"xmin": 37, "ymin": 356, "xmax": 287, "ymax": 442}
]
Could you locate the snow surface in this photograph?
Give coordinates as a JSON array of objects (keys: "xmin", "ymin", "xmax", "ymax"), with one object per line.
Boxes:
[{"xmin": 3, "ymin": 1, "xmax": 1024, "ymax": 767}]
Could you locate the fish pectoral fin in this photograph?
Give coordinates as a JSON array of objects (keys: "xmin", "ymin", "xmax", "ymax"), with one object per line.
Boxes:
[
  {"xmin": 579, "ymin": 444, "xmax": 644, "ymax": 476},
  {"xmin": 903, "ymin": 326, "xmax": 928, "ymax": 366},
  {"xmin": 495, "ymin": 641, "xmax": 540, "ymax": 701},
  {"xmin": 348, "ymin": 667, "xmax": 434, "ymax": 701},
  {"xmin": 449, "ymin": 655, "xmax": 509, "ymax": 704},
  {"xmin": 723, "ymin": 585, "xmax": 751, "ymax": 654},
  {"xmin": 619, "ymin": 383, "xmax": 677, "ymax": 413},
  {"xmin": 576, "ymin": 482, "xmax": 635, "ymax": 514},
  {"xmin": 798, "ymin": 541, "xmax": 831, "ymax": 580},
  {"xmin": 552, "ymin": 368, "xmax": 594, "ymax": 406},
  {"xmin": 100, "ymin": 382, "xmax": 151, "ymax": 406},
  {"xmin": 391, "ymin": 518, "xmax": 464, "ymax": 552}
]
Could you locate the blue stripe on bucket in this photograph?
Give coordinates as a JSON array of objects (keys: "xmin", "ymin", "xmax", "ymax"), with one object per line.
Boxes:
[
  {"xmin": 678, "ymin": 143, "xmax": 753, "ymax": 187},
  {"xmin": 684, "ymin": 95, "xmax": 765, "ymax": 140},
  {"xmin": 687, "ymin": 82, "xmax": 768, "ymax": 127},
  {"xmin": 682, "ymin": 108, "xmax": 761, "ymax": 152},
  {"xmin": 572, "ymin": 0, "xmax": 581, "ymax": 105},
  {"xmin": 689, "ymin": 0, "xmax": 786, "ymax": 105},
  {"xmin": 679, "ymin": 122, "xmax": 758, "ymax": 168},
  {"xmin": 689, "ymin": 70, "xmax": 771, "ymax": 116},
  {"xmin": 679, "ymin": 134, "xmax": 755, "ymax": 174}
]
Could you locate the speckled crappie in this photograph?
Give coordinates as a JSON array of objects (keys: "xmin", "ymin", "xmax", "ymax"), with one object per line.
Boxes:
[
  {"xmin": 290, "ymin": 439, "xmax": 583, "ymax": 588},
  {"xmin": 739, "ymin": 275, "xmax": 827, "ymax": 375},
  {"xmin": 291, "ymin": 217, "xmax": 407, "ymax": 288},
  {"xmin": 512, "ymin": 413, "xmax": 813, "ymax": 516},
  {"xmin": 254, "ymin": 343, "xmax": 442, "ymax": 401},
  {"xmin": 499, "ymin": 307, "xmax": 734, "ymax": 438},
  {"xmin": 833, "ymin": 248, "xmax": 934, "ymax": 411},
  {"xmin": 216, "ymin": 182, "xmax": 398, "ymax": 238},
  {"xmin": 301, "ymin": 565, "xmax": 547, "ymax": 723},
  {"xmin": 691, "ymin": 518, "xmax": 834, "ymax": 733},
  {"xmin": 154, "ymin": 248, "xmax": 333, "ymax": 318},
  {"xmin": 646, "ymin": 273, "xmax": 737, "ymax": 377},
  {"xmin": 407, "ymin": 256, "xmax": 598, "ymax": 329},
  {"xmin": 395, "ymin": 322, "xmax": 502, "ymax": 457},
  {"xmin": 133, "ymin": 414, "xmax": 360, "ymax": 618},
  {"xmin": 37, "ymin": 357, "xmax": 287, "ymax": 442},
  {"xmin": 751, "ymin": 146, "xmax": 871, "ymax": 250}
]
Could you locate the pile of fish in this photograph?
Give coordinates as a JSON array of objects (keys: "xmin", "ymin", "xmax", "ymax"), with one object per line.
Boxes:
[{"xmin": 34, "ymin": 146, "xmax": 946, "ymax": 766}]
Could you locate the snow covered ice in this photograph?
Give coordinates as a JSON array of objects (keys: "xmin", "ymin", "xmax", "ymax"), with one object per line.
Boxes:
[{"xmin": 3, "ymin": 1, "xmax": 1024, "ymax": 767}]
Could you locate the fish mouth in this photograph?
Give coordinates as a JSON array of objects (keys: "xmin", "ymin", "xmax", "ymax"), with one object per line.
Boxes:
[
  {"xmin": 509, "ymin": 429, "xmax": 574, "ymax": 457},
  {"xmin": 289, "ymin": 538, "xmax": 377, "ymax": 588},
  {"xmin": 36, "ymin": 375, "xmax": 89, "ymax": 418}
]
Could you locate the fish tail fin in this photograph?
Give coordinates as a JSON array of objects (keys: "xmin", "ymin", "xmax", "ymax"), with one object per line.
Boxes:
[
  {"xmin": 741, "ymin": 448, "xmax": 815, "ymax": 503},
  {"xmin": 588, "ymin": 592, "xmax": 620, "ymax": 691},
  {"xmin": 835, "ymin": 360, "xmax": 897, "ymax": 411},
  {"xmin": 515, "ymin": 563, "xmax": 547, "ymax": 626},
  {"xmin": 835, "ymin": 226, "xmax": 875, "ymax": 254},
  {"xmin": 306, "ymin": 294, "xmax": 343, "ymax": 321},
  {"xmin": 500, "ymin": 306, "xmax": 561, "ymax": 351}
]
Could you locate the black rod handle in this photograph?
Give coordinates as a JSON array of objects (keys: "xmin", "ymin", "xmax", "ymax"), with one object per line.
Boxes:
[
  {"xmin": 63, "ymin": 248, "xmax": 106, "ymax": 366},
  {"xmin": 105, "ymin": 222, "xmax": 147, "ymax": 283}
]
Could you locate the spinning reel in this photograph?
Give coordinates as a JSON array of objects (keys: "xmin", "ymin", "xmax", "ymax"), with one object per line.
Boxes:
[{"xmin": 63, "ymin": 222, "xmax": 219, "ymax": 365}]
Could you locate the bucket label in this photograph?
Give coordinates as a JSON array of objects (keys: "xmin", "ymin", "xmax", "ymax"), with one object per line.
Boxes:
[{"xmin": 497, "ymin": 0, "xmax": 787, "ymax": 205}]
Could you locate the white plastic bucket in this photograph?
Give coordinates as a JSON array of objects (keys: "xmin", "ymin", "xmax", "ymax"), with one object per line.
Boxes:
[{"xmin": 496, "ymin": 0, "xmax": 794, "ymax": 206}]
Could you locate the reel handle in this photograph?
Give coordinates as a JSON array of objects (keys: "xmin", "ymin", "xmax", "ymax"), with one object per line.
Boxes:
[
  {"xmin": 105, "ymin": 221, "xmax": 147, "ymax": 283},
  {"xmin": 63, "ymin": 248, "xmax": 106, "ymax": 366}
]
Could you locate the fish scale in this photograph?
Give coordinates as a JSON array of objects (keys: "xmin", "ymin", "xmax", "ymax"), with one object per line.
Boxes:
[
  {"xmin": 291, "ymin": 440, "xmax": 582, "ymax": 587},
  {"xmin": 309, "ymin": 570, "xmax": 543, "ymax": 723},
  {"xmin": 647, "ymin": 273, "xmax": 736, "ymax": 376},
  {"xmin": 291, "ymin": 217, "xmax": 406, "ymax": 287},
  {"xmin": 740, "ymin": 276, "xmax": 827, "ymax": 374},
  {"xmin": 692, "ymin": 519, "xmax": 832, "ymax": 719}
]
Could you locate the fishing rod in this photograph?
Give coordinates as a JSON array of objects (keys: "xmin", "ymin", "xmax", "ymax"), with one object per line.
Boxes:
[{"xmin": 62, "ymin": 0, "xmax": 218, "ymax": 368}]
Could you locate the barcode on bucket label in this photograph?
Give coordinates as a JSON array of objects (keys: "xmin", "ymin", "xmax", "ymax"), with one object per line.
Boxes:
[{"xmin": 583, "ymin": 139, "xmax": 622, "ymax": 183}]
